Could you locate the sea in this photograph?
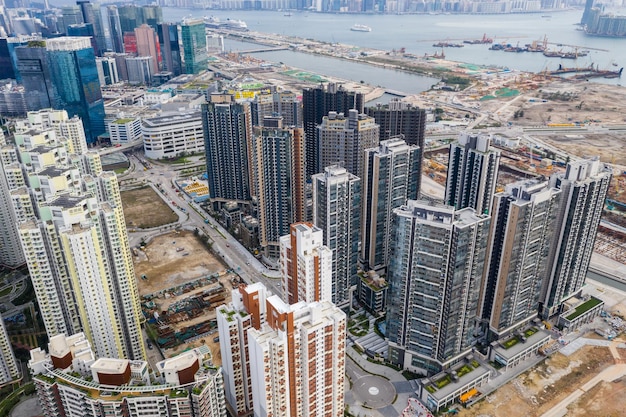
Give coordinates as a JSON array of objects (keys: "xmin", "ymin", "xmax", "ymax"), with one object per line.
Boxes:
[{"xmin": 163, "ymin": 8, "xmax": 626, "ymax": 96}]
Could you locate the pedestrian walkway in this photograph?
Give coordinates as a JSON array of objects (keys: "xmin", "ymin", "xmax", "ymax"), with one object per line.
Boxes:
[{"xmin": 346, "ymin": 346, "xmax": 406, "ymax": 383}]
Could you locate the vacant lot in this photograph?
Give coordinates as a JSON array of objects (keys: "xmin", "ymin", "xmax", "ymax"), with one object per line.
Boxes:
[
  {"xmin": 134, "ymin": 231, "xmax": 225, "ymax": 296},
  {"xmin": 121, "ymin": 186, "xmax": 179, "ymax": 229},
  {"xmin": 459, "ymin": 345, "xmax": 616, "ymax": 417}
]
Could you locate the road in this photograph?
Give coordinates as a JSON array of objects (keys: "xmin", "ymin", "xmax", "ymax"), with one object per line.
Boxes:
[{"xmin": 121, "ymin": 155, "xmax": 283, "ymax": 297}]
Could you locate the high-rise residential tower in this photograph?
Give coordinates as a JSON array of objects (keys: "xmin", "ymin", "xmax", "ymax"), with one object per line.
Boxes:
[
  {"xmin": 181, "ymin": 18, "xmax": 208, "ymax": 74},
  {"xmin": 302, "ymin": 83, "xmax": 364, "ymax": 179},
  {"xmin": 0, "ymin": 313, "xmax": 19, "ymax": 386},
  {"xmin": 361, "ymin": 138, "xmax": 420, "ymax": 272},
  {"xmin": 480, "ymin": 180, "xmax": 561, "ymax": 339},
  {"xmin": 541, "ymin": 158, "xmax": 612, "ymax": 317},
  {"xmin": 317, "ymin": 109, "xmax": 379, "ymax": 180},
  {"xmin": 202, "ymin": 94, "xmax": 253, "ymax": 208},
  {"xmin": 365, "ymin": 98, "xmax": 426, "ymax": 191},
  {"xmin": 15, "ymin": 37, "xmax": 105, "ymax": 143},
  {"xmin": 445, "ymin": 132, "xmax": 501, "ymax": 215},
  {"xmin": 248, "ymin": 295, "xmax": 346, "ymax": 417},
  {"xmin": 386, "ymin": 200, "xmax": 490, "ymax": 374},
  {"xmin": 312, "ymin": 165, "xmax": 361, "ymax": 309},
  {"xmin": 279, "ymin": 223, "xmax": 333, "ymax": 305},
  {"xmin": 11, "ymin": 113, "xmax": 145, "ymax": 361},
  {"xmin": 0, "ymin": 129, "xmax": 26, "ymax": 268},
  {"xmin": 216, "ymin": 283, "xmax": 268, "ymax": 417},
  {"xmin": 252, "ymin": 118, "xmax": 305, "ymax": 260}
]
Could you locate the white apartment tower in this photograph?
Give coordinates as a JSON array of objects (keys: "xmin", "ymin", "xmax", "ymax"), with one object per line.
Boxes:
[
  {"xmin": 217, "ymin": 283, "xmax": 268, "ymax": 416},
  {"xmin": 0, "ymin": 313, "xmax": 20, "ymax": 386},
  {"xmin": 248, "ymin": 296, "xmax": 346, "ymax": 417},
  {"xmin": 312, "ymin": 165, "xmax": 361, "ymax": 309},
  {"xmin": 541, "ymin": 158, "xmax": 612, "ymax": 317},
  {"xmin": 445, "ymin": 132, "xmax": 501, "ymax": 215},
  {"xmin": 10, "ymin": 111, "xmax": 145, "ymax": 361},
  {"xmin": 316, "ymin": 109, "xmax": 379, "ymax": 180},
  {"xmin": 279, "ymin": 223, "xmax": 333, "ymax": 305}
]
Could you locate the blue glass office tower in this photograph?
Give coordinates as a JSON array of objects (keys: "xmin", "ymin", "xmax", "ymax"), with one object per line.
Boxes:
[{"xmin": 16, "ymin": 37, "xmax": 105, "ymax": 143}]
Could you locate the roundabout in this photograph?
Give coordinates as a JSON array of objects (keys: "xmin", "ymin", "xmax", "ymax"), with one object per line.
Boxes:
[{"xmin": 351, "ymin": 375, "xmax": 396, "ymax": 409}]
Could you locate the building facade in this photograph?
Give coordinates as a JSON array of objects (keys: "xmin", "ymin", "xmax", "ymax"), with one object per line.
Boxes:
[
  {"xmin": 181, "ymin": 18, "xmax": 208, "ymax": 74},
  {"xmin": 302, "ymin": 83, "xmax": 364, "ymax": 179},
  {"xmin": 317, "ymin": 109, "xmax": 379, "ymax": 181},
  {"xmin": 29, "ymin": 334, "xmax": 226, "ymax": 417},
  {"xmin": 279, "ymin": 223, "xmax": 333, "ymax": 305},
  {"xmin": 216, "ymin": 283, "xmax": 268, "ymax": 416},
  {"xmin": 202, "ymin": 94, "xmax": 253, "ymax": 206},
  {"xmin": 361, "ymin": 138, "xmax": 420, "ymax": 272},
  {"xmin": 541, "ymin": 158, "xmax": 612, "ymax": 317},
  {"xmin": 445, "ymin": 132, "xmax": 501, "ymax": 215},
  {"xmin": 312, "ymin": 165, "xmax": 361, "ymax": 309},
  {"xmin": 248, "ymin": 296, "xmax": 346, "ymax": 417},
  {"xmin": 386, "ymin": 200, "xmax": 490, "ymax": 374},
  {"xmin": 252, "ymin": 120, "xmax": 305, "ymax": 260},
  {"xmin": 143, "ymin": 112, "xmax": 204, "ymax": 159},
  {"xmin": 0, "ymin": 313, "xmax": 19, "ymax": 386},
  {"xmin": 480, "ymin": 180, "xmax": 561, "ymax": 340}
]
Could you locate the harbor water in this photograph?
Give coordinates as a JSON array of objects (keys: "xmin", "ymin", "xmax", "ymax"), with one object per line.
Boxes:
[{"xmin": 164, "ymin": 9, "xmax": 626, "ymax": 92}]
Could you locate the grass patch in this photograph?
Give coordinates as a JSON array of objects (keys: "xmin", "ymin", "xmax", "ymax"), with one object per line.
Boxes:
[
  {"xmin": 524, "ymin": 327, "xmax": 538, "ymax": 337},
  {"xmin": 566, "ymin": 297, "xmax": 603, "ymax": 321},
  {"xmin": 456, "ymin": 364, "xmax": 473, "ymax": 378},
  {"xmin": 0, "ymin": 286, "xmax": 11, "ymax": 297},
  {"xmin": 121, "ymin": 186, "xmax": 178, "ymax": 229},
  {"xmin": 425, "ymin": 384, "xmax": 436, "ymax": 393},
  {"xmin": 502, "ymin": 336, "xmax": 520, "ymax": 349},
  {"xmin": 402, "ymin": 370, "xmax": 421, "ymax": 380},
  {"xmin": 434, "ymin": 375, "xmax": 451, "ymax": 389}
]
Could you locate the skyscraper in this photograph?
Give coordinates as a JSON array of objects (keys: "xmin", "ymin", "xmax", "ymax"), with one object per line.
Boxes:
[
  {"xmin": 158, "ymin": 23, "xmax": 182, "ymax": 76},
  {"xmin": 135, "ymin": 24, "xmax": 160, "ymax": 73},
  {"xmin": 365, "ymin": 98, "xmax": 426, "ymax": 191},
  {"xmin": 12, "ymin": 114, "xmax": 145, "ymax": 360},
  {"xmin": 248, "ymin": 295, "xmax": 346, "ymax": 417},
  {"xmin": 76, "ymin": 1, "xmax": 106, "ymax": 56},
  {"xmin": 0, "ymin": 312, "xmax": 19, "ymax": 386},
  {"xmin": 0, "ymin": 129, "xmax": 25, "ymax": 268},
  {"xmin": 312, "ymin": 165, "xmax": 361, "ymax": 309},
  {"xmin": 107, "ymin": 6, "xmax": 124, "ymax": 53},
  {"xmin": 361, "ymin": 137, "xmax": 420, "ymax": 272},
  {"xmin": 202, "ymin": 94, "xmax": 253, "ymax": 208},
  {"xmin": 541, "ymin": 158, "xmax": 612, "ymax": 317},
  {"xmin": 279, "ymin": 223, "xmax": 333, "ymax": 305},
  {"xmin": 302, "ymin": 83, "xmax": 365, "ymax": 179},
  {"xmin": 386, "ymin": 200, "xmax": 489, "ymax": 374},
  {"xmin": 15, "ymin": 37, "xmax": 105, "ymax": 143},
  {"xmin": 216, "ymin": 283, "xmax": 268, "ymax": 416},
  {"xmin": 317, "ymin": 109, "xmax": 379, "ymax": 180},
  {"xmin": 252, "ymin": 118, "xmax": 305, "ymax": 260},
  {"xmin": 445, "ymin": 132, "xmax": 501, "ymax": 215},
  {"xmin": 480, "ymin": 180, "xmax": 561, "ymax": 339},
  {"xmin": 181, "ymin": 18, "xmax": 208, "ymax": 75}
]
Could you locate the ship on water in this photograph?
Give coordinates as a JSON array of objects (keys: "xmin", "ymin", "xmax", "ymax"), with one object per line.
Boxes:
[
  {"xmin": 350, "ymin": 24, "xmax": 372, "ymax": 32},
  {"xmin": 204, "ymin": 16, "xmax": 248, "ymax": 31}
]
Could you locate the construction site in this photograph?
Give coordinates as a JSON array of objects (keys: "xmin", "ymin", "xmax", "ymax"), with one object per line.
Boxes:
[{"xmin": 134, "ymin": 230, "xmax": 242, "ymax": 365}]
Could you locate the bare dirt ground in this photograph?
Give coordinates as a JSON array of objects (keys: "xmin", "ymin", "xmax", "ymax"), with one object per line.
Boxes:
[
  {"xmin": 459, "ymin": 345, "xmax": 616, "ymax": 417},
  {"xmin": 567, "ymin": 379, "xmax": 626, "ymax": 417},
  {"xmin": 135, "ymin": 231, "xmax": 234, "ymax": 366},
  {"xmin": 121, "ymin": 186, "xmax": 179, "ymax": 229},
  {"xmin": 134, "ymin": 231, "xmax": 225, "ymax": 296}
]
